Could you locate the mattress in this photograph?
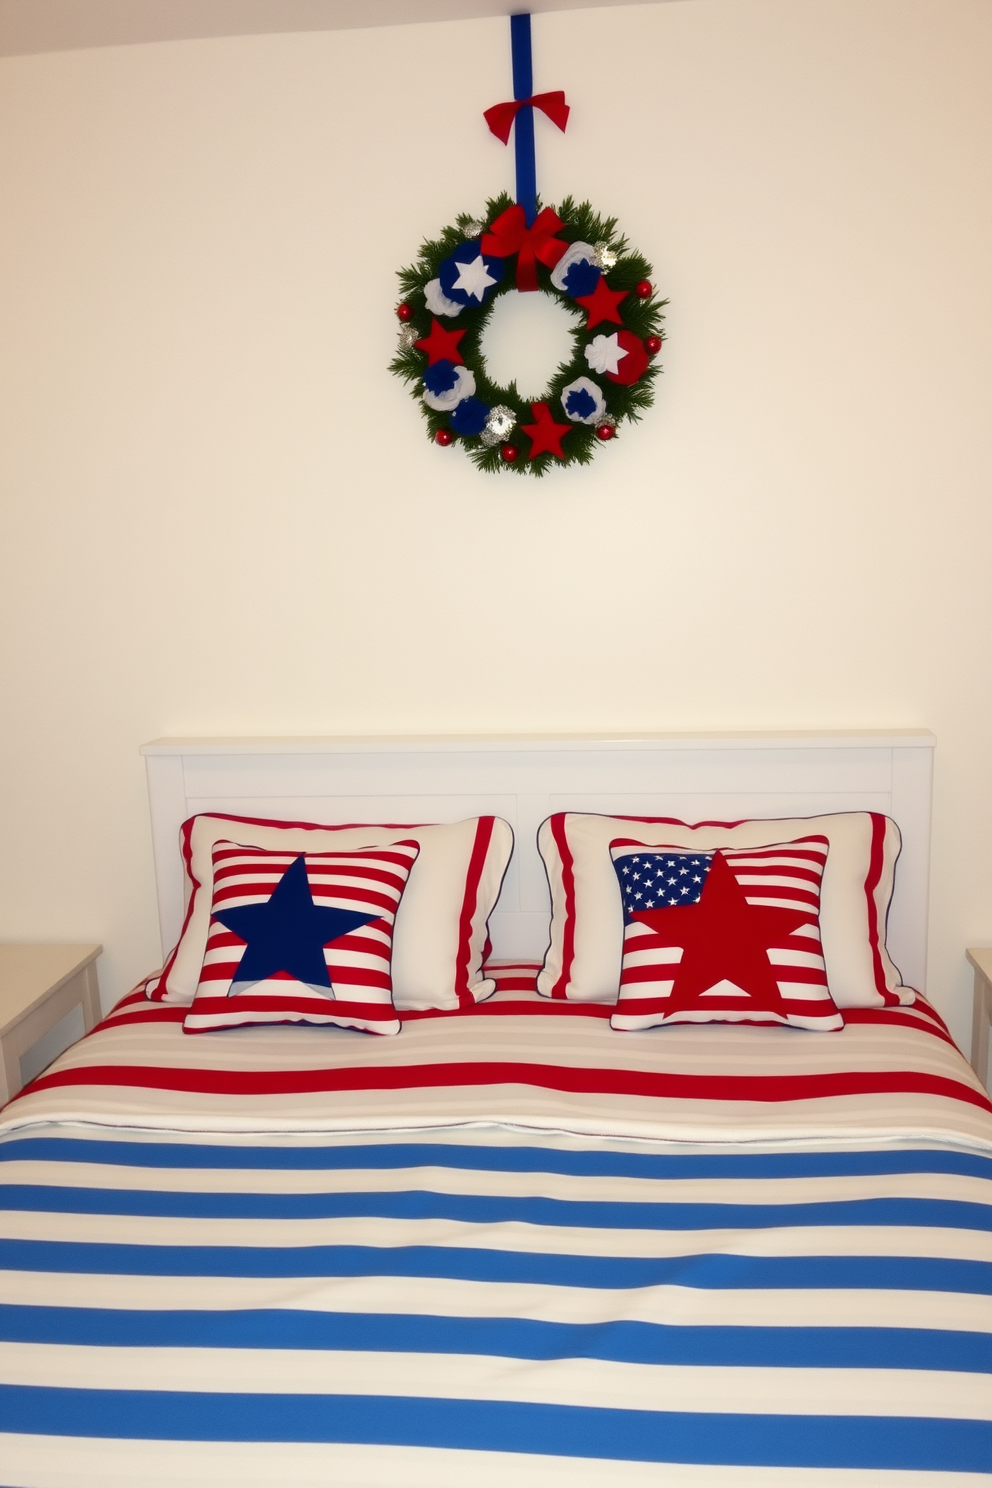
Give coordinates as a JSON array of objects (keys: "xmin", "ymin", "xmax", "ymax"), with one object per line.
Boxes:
[{"xmin": 1, "ymin": 967, "xmax": 990, "ymax": 1485}]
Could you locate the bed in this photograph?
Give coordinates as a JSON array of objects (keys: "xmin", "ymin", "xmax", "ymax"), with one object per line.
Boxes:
[{"xmin": 1, "ymin": 731, "xmax": 990, "ymax": 1487}]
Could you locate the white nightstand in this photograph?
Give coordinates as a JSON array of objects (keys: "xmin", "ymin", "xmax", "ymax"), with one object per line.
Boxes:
[
  {"xmin": 0, "ymin": 944, "xmax": 102, "ymax": 1105},
  {"xmin": 966, "ymin": 948, "xmax": 992, "ymax": 1090}
]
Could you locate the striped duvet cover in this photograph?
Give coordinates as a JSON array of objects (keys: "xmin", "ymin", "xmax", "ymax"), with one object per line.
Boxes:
[{"xmin": 1, "ymin": 965, "xmax": 991, "ymax": 1486}]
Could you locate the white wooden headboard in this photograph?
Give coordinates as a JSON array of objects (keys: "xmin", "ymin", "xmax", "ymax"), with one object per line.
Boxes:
[{"xmin": 140, "ymin": 731, "xmax": 936, "ymax": 992}]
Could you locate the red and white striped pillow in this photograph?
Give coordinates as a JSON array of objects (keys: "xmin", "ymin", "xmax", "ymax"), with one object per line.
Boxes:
[
  {"xmin": 182, "ymin": 840, "xmax": 419, "ymax": 1036},
  {"xmin": 537, "ymin": 811, "xmax": 913, "ymax": 1008},
  {"xmin": 610, "ymin": 837, "xmax": 843, "ymax": 1032},
  {"xmin": 150, "ymin": 813, "xmax": 513, "ymax": 1012}
]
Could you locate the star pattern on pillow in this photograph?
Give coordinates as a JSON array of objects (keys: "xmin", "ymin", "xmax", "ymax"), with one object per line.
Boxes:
[
  {"xmin": 627, "ymin": 850, "xmax": 808, "ymax": 1015},
  {"xmin": 212, "ymin": 854, "xmax": 377, "ymax": 996}
]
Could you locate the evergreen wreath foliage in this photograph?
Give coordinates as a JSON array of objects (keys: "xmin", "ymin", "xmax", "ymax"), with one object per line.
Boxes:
[{"xmin": 390, "ymin": 194, "xmax": 667, "ymax": 477}]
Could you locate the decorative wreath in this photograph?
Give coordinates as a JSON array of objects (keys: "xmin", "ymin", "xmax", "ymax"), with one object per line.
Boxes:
[{"xmin": 390, "ymin": 193, "xmax": 667, "ymax": 477}]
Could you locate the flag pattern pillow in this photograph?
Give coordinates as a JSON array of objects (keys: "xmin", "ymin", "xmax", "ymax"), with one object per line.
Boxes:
[
  {"xmin": 182, "ymin": 840, "xmax": 419, "ymax": 1036},
  {"xmin": 610, "ymin": 836, "xmax": 844, "ymax": 1032}
]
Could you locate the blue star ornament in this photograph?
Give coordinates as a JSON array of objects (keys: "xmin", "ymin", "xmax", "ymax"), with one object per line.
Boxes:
[{"xmin": 212, "ymin": 855, "xmax": 378, "ymax": 996}]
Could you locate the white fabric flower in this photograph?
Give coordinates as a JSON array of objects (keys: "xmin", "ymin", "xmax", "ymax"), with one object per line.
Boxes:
[
  {"xmin": 585, "ymin": 333, "xmax": 628, "ymax": 377},
  {"xmin": 424, "ymin": 278, "xmax": 463, "ymax": 318},
  {"xmin": 422, "ymin": 365, "xmax": 476, "ymax": 412},
  {"xmin": 550, "ymin": 241, "xmax": 597, "ymax": 292},
  {"xmin": 560, "ymin": 376, "xmax": 606, "ymax": 425}
]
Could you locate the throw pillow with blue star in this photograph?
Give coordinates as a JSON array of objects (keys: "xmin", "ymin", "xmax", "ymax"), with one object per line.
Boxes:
[
  {"xmin": 609, "ymin": 836, "xmax": 843, "ymax": 1032},
  {"xmin": 183, "ymin": 839, "xmax": 420, "ymax": 1035}
]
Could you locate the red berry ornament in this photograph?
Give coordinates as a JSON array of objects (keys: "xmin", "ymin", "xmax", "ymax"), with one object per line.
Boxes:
[
  {"xmin": 645, "ymin": 335, "xmax": 663, "ymax": 356},
  {"xmin": 500, "ymin": 444, "xmax": 519, "ymax": 463},
  {"xmin": 396, "ymin": 302, "xmax": 413, "ymax": 322},
  {"xmin": 595, "ymin": 423, "xmax": 615, "ymax": 442},
  {"xmin": 635, "ymin": 280, "xmax": 653, "ymax": 299},
  {"xmin": 434, "ymin": 428, "xmax": 454, "ymax": 446}
]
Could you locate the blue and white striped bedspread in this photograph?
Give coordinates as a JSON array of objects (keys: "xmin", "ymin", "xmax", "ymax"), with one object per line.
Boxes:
[{"xmin": 1, "ymin": 1123, "xmax": 990, "ymax": 1486}]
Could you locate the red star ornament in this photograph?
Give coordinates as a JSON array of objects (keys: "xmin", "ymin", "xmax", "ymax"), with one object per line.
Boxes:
[
  {"xmin": 630, "ymin": 850, "xmax": 810, "ymax": 1017},
  {"xmin": 575, "ymin": 277, "xmax": 627, "ymax": 330},
  {"xmin": 521, "ymin": 401, "xmax": 572, "ymax": 461},
  {"xmin": 414, "ymin": 318, "xmax": 466, "ymax": 367}
]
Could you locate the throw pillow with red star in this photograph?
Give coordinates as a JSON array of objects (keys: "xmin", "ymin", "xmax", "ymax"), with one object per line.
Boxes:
[{"xmin": 609, "ymin": 837, "xmax": 843, "ymax": 1032}]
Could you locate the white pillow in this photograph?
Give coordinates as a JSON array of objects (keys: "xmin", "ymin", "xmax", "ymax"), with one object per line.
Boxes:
[
  {"xmin": 150, "ymin": 813, "xmax": 513, "ymax": 1011},
  {"xmin": 536, "ymin": 812, "xmax": 912, "ymax": 1008}
]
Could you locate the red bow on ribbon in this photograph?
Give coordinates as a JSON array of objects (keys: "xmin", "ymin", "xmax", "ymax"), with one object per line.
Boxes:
[
  {"xmin": 481, "ymin": 204, "xmax": 568, "ymax": 293},
  {"xmin": 483, "ymin": 90, "xmax": 570, "ymax": 146}
]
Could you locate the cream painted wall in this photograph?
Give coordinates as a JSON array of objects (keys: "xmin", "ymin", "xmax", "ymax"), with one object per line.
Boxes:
[{"xmin": 1, "ymin": 0, "xmax": 990, "ymax": 1053}]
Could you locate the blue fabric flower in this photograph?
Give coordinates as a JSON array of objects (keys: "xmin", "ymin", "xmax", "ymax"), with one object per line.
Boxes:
[
  {"xmin": 438, "ymin": 241, "xmax": 504, "ymax": 307},
  {"xmin": 423, "ymin": 360, "xmax": 460, "ymax": 397},
  {"xmin": 449, "ymin": 397, "xmax": 490, "ymax": 436},
  {"xmin": 562, "ymin": 260, "xmax": 600, "ymax": 298},
  {"xmin": 422, "ymin": 365, "xmax": 476, "ymax": 413},
  {"xmin": 565, "ymin": 386, "xmax": 598, "ymax": 420},
  {"xmin": 551, "ymin": 241, "xmax": 599, "ymax": 295},
  {"xmin": 560, "ymin": 375, "xmax": 606, "ymax": 425}
]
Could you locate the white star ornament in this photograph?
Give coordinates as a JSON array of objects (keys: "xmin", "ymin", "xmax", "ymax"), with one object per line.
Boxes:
[
  {"xmin": 585, "ymin": 333, "xmax": 628, "ymax": 377},
  {"xmin": 452, "ymin": 255, "xmax": 498, "ymax": 302}
]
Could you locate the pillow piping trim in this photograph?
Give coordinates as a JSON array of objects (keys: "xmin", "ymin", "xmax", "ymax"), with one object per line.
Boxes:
[
  {"xmin": 548, "ymin": 812, "xmax": 577, "ymax": 999},
  {"xmin": 148, "ymin": 814, "xmax": 203, "ymax": 1000},
  {"xmin": 866, "ymin": 812, "xmax": 887, "ymax": 999},
  {"xmin": 454, "ymin": 816, "xmax": 497, "ymax": 1007},
  {"xmin": 865, "ymin": 812, "xmax": 907, "ymax": 1006}
]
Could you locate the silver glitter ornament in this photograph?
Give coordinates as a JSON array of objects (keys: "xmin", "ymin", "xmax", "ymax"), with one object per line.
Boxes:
[
  {"xmin": 396, "ymin": 324, "xmax": 420, "ymax": 351},
  {"xmin": 596, "ymin": 413, "xmax": 617, "ymax": 431},
  {"xmin": 462, "ymin": 219, "xmax": 486, "ymax": 239},
  {"xmin": 480, "ymin": 404, "xmax": 516, "ymax": 447},
  {"xmin": 592, "ymin": 239, "xmax": 619, "ymax": 271}
]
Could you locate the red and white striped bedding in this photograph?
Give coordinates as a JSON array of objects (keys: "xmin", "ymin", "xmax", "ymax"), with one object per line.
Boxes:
[{"xmin": 3, "ymin": 965, "xmax": 990, "ymax": 1151}]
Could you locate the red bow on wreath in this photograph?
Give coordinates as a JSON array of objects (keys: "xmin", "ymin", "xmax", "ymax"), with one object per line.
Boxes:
[
  {"xmin": 481, "ymin": 204, "xmax": 568, "ymax": 293},
  {"xmin": 483, "ymin": 91, "xmax": 570, "ymax": 146}
]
